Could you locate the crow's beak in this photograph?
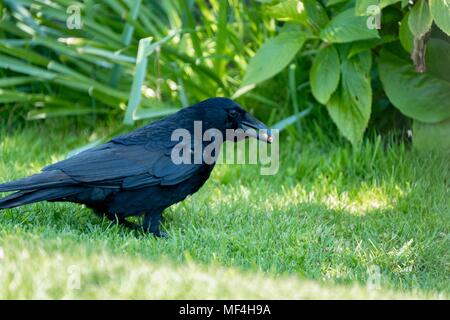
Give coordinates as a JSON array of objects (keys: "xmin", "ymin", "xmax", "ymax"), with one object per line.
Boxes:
[{"xmin": 239, "ymin": 113, "xmax": 273, "ymax": 144}]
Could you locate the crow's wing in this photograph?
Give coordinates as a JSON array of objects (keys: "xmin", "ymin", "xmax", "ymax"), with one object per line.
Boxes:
[{"xmin": 43, "ymin": 141, "xmax": 201, "ymax": 190}]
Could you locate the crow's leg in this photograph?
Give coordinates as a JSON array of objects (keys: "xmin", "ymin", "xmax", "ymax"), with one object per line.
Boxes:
[
  {"xmin": 91, "ymin": 206, "xmax": 139, "ymax": 230},
  {"xmin": 143, "ymin": 210, "xmax": 167, "ymax": 238}
]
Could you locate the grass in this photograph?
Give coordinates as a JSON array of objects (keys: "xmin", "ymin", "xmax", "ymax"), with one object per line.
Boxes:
[{"xmin": 0, "ymin": 121, "xmax": 449, "ymax": 299}]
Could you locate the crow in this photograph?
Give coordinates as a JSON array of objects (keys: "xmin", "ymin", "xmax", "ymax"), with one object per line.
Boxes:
[{"xmin": 0, "ymin": 98, "xmax": 272, "ymax": 237}]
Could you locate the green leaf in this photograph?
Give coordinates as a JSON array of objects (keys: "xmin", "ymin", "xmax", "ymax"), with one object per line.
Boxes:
[
  {"xmin": 179, "ymin": 0, "xmax": 202, "ymax": 58},
  {"xmin": 310, "ymin": 45, "xmax": 340, "ymax": 104},
  {"xmin": 425, "ymin": 38, "xmax": 450, "ymax": 82},
  {"xmin": 123, "ymin": 31, "xmax": 178, "ymax": 125},
  {"xmin": 326, "ymin": 51, "xmax": 372, "ymax": 146},
  {"xmin": 325, "ymin": 0, "xmax": 349, "ymax": 6},
  {"xmin": 0, "ymin": 76, "xmax": 39, "ymax": 88},
  {"xmin": 78, "ymin": 47, "xmax": 136, "ymax": 64},
  {"xmin": 429, "ymin": 0, "xmax": 450, "ymax": 35},
  {"xmin": 408, "ymin": 0, "xmax": 433, "ymax": 37},
  {"xmin": 266, "ymin": 0, "xmax": 307, "ymax": 22},
  {"xmin": 133, "ymin": 107, "xmax": 179, "ymax": 121},
  {"xmin": 266, "ymin": 1, "xmax": 328, "ymax": 30},
  {"xmin": 413, "ymin": 118, "xmax": 450, "ymax": 151},
  {"xmin": 123, "ymin": 37, "xmax": 153, "ymax": 125},
  {"xmin": 320, "ymin": 8, "xmax": 380, "ymax": 43},
  {"xmin": 355, "ymin": 0, "xmax": 379, "ymax": 16},
  {"xmin": 380, "ymin": 0, "xmax": 402, "ymax": 8},
  {"xmin": 378, "ymin": 46, "xmax": 450, "ymax": 123},
  {"xmin": 0, "ymin": 90, "xmax": 30, "ymax": 103},
  {"xmin": 214, "ymin": 0, "xmax": 228, "ymax": 75},
  {"xmin": 303, "ymin": 0, "xmax": 329, "ymax": 30},
  {"xmin": 348, "ymin": 34, "xmax": 397, "ymax": 58},
  {"xmin": 272, "ymin": 106, "xmax": 313, "ymax": 130},
  {"xmin": 399, "ymin": 12, "xmax": 414, "ymax": 53},
  {"xmin": 27, "ymin": 107, "xmax": 104, "ymax": 120},
  {"xmin": 356, "ymin": 0, "xmax": 401, "ymax": 16},
  {"xmin": 0, "ymin": 54, "xmax": 56, "ymax": 79},
  {"xmin": 240, "ymin": 30, "xmax": 307, "ymax": 88}
]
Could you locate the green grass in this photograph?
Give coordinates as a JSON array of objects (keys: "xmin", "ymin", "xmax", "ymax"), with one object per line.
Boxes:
[{"xmin": 0, "ymin": 122, "xmax": 449, "ymax": 299}]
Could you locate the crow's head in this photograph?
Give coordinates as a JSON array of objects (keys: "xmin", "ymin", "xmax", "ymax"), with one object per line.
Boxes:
[{"xmin": 192, "ymin": 97, "xmax": 273, "ymax": 143}]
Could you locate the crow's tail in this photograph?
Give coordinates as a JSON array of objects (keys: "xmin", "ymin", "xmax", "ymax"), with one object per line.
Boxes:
[
  {"xmin": 0, "ymin": 187, "xmax": 82, "ymax": 209},
  {"xmin": 0, "ymin": 170, "xmax": 73, "ymax": 193},
  {"xmin": 0, "ymin": 170, "xmax": 81, "ymax": 209}
]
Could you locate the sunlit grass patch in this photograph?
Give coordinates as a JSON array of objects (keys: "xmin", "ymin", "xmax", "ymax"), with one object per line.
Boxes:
[{"xmin": 319, "ymin": 185, "xmax": 401, "ymax": 215}]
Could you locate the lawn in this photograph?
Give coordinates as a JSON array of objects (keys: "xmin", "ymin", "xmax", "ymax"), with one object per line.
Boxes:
[{"xmin": 0, "ymin": 122, "xmax": 448, "ymax": 299}]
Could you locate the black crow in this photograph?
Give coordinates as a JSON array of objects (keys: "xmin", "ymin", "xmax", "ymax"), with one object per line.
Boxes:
[{"xmin": 0, "ymin": 98, "xmax": 272, "ymax": 237}]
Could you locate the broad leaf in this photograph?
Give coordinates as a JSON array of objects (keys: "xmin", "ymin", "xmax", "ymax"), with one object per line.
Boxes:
[
  {"xmin": 325, "ymin": 0, "xmax": 349, "ymax": 6},
  {"xmin": 240, "ymin": 30, "xmax": 307, "ymax": 88},
  {"xmin": 266, "ymin": 0, "xmax": 307, "ymax": 22},
  {"xmin": 356, "ymin": 0, "xmax": 401, "ymax": 15},
  {"xmin": 355, "ymin": 0, "xmax": 379, "ymax": 16},
  {"xmin": 425, "ymin": 39, "xmax": 450, "ymax": 82},
  {"xmin": 429, "ymin": 0, "xmax": 450, "ymax": 35},
  {"xmin": 380, "ymin": 0, "xmax": 402, "ymax": 7},
  {"xmin": 348, "ymin": 34, "xmax": 397, "ymax": 58},
  {"xmin": 399, "ymin": 12, "xmax": 414, "ymax": 53},
  {"xmin": 303, "ymin": 0, "xmax": 329, "ymax": 30},
  {"xmin": 267, "ymin": 0, "xmax": 328, "ymax": 31},
  {"xmin": 320, "ymin": 8, "xmax": 380, "ymax": 43},
  {"xmin": 408, "ymin": 0, "xmax": 433, "ymax": 37},
  {"xmin": 413, "ymin": 118, "xmax": 450, "ymax": 151},
  {"xmin": 310, "ymin": 45, "xmax": 340, "ymax": 104},
  {"xmin": 378, "ymin": 45, "xmax": 450, "ymax": 123},
  {"xmin": 326, "ymin": 51, "xmax": 372, "ymax": 146}
]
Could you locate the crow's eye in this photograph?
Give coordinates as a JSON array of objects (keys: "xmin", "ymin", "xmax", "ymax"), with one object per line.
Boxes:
[{"xmin": 228, "ymin": 109, "xmax": 239, "ymax": 118}]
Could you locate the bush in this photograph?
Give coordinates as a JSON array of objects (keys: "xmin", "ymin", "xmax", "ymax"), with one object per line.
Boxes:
[
  {"xmin": 240, "ymin": 0, "xmax": 450, "ymax": 149},
  {"xmin": 0, "ymin": 0, "xmax": 449, "ymax": 150}
]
